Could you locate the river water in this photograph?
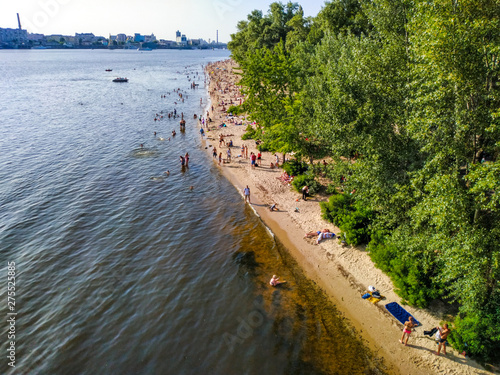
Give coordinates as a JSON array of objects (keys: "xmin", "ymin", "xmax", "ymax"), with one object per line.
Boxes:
[{"xmin": 0, "ymin": 49, "xmax": 385, "ymax": 375}]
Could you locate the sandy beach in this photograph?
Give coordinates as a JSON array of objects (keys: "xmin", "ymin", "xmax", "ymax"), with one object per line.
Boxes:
[{"xmin": 202, "ymin": 59, "xmax": 494, "ymax": 375}]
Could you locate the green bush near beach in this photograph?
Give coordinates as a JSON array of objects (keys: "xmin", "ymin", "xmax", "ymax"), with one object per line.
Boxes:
[
  {"xmin": 367, "ymin": 233, "xmax": 442, "ymax": 308},
  {"xmin": 291, "ymin": 173, "xmax": 321, "ymax": 195},
  {"xmin": 320, "ymin": 192, "xmax": 373, "ymax": 246},
  {"xmin": 241, "ymin": 124, "xmax": 257, "ymax": 140},
  {"xmin": 227, "ymin": 104, "xmax": 245, "ymax": 116},
  {"xmin": 282, "ymin": 159, "xmax": 309, "ymax": 176}
]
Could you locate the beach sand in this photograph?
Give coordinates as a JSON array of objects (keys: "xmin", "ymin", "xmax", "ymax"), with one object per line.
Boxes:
[{"xmin": 202, "ymin": 59, "xmax": 494, "ymax": 375}]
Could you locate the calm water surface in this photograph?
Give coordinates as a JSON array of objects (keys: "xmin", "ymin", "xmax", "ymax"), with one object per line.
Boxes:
[{"xmin": 0, "ymin": 50, "xmax": 385, "ymax": 374}]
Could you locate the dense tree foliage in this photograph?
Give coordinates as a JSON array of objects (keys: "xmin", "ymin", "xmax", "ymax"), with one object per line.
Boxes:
[{"xmin": 229, "ymin": 0, "xmax": 500, "ymax": 361}]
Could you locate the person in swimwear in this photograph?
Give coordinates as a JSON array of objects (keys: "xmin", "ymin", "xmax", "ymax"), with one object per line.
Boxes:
[
  {"xmin": 400, "ymin": 316, "xmax": 416, "ymax": 346},
  {"xmin": 270, "ymin": 275, "xmax": 285, "ymax": 287},
  {"xmin": 435, "ymin": 323, "xmax": 450, "ymax": 355},
  {"xmin": 315, "ymin": 231, "xmax": 336, "ymax": 244},
  {"xmin": 304, "ymin": 229, "xmax": 331, "ymax": 239}
]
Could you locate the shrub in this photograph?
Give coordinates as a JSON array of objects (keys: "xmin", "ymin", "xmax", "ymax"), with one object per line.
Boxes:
[
  {"xmin": 257, "ymin": 142, "xmax": 270, "ymax": 152},
  {"xmin": 450, "ymin": 297, "xmax": 500, "ymax": 362},
  {"xmin": 282, "ymin": 159, "xmax": 309, "ymax": 176},
  {"xmin": 241, "ymin": 125, "xmax": 257, "ymax": 140},
  {"xmin": 227, "ymin": 104, "xmax": 245, "ymax": 115},
  {"xmin": 320, "ymin": 193, "xmax": 374, "ymax": 246},
  {"xmin": 340, "ymin": 203, "xmax": 374, "ymax": 245},
  {"xmin": 367, "ymin": 236, "xmax": 441, "ymax": 308},
  {"xmin": 291, "ymin": 173, "xmax": 322, "ymax": 195},
  {"xmin": 325, "ymin": 183, "xmax": 338, "ymax": 195},
  {"xmin": 320, "ymin": 192, "xmax": 353, "ymax": 224}
]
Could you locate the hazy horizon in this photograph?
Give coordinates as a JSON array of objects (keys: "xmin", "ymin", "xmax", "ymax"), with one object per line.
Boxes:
[{"xmin": 1, "ymin": 0, "xmax": 326, "ymax": 43}]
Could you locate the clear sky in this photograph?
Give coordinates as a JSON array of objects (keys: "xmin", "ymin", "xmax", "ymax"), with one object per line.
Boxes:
[{"xmin": 1, "ymin": 0, "xmax": 327, "ymax": 43}]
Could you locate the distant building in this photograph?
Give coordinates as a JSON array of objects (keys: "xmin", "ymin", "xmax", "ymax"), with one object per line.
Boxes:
[
  {"xmin": 27, "ymin": 33, "xmax": 45, "ymax": 42},
  {"xmin": 134, "ymin": 33, "xmax": 145, "ymax": 42},
  {"xmin": 75, "ymin": 32, "xmax": 95, "ymax": 45},
  {"xmin": 175, "ymin": 30, "xmax": 187, "ymax": 46},
  {"xmin": 46, "ymin": 34, "xmax": 64, "ymax": 42},
  {"xmin": 144, "ymin": 33, "xmax": 156, "ymax": 43},
  {"xmin": 0, "ymin": 27, "xmax": 28, "ymax": 44},
  {"xmin": 188, "ymin": 39, "xmax": 202, "ymax": 46},
  {"xmin": 117, "ymin": 33, "xmax": 127, "ymax": 43}
]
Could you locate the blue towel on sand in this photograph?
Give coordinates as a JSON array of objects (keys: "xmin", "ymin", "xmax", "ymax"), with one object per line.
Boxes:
[
  {"xmin": 385, "ymin": 302, "xmax": 420, "ymax": 326},
  {"xmin": 362, "ymin": 293, "xmax": 371, "ymax": 299}
]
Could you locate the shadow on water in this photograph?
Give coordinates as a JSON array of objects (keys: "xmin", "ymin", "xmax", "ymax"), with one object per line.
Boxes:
[{"xmin": 233, "ymin": 250, "xmax": 260, "ymax": 277}]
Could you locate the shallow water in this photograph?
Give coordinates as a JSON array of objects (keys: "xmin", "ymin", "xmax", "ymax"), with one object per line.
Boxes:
[{"xmin": 0, "ymin": 49, "xmax": 386, "ymax": 374}]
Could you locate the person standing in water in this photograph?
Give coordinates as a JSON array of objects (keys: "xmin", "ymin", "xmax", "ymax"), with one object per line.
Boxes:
[
  {"xmin": 243, "ymin": 185, "xmax": 251, "ymax": 204},
  {"xmin": 185, "ymin": 152, "xmax": 190, "ymax": 168}
]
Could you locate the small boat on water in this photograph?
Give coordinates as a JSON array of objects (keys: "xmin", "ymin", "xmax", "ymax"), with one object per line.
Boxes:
[
  {"xmin": 105, "ymin": 69, "xmax": 113, "ymax": 71},
  {"xmin": 113, "ymin": 77, "xmax": 128, "ymax": 82}
]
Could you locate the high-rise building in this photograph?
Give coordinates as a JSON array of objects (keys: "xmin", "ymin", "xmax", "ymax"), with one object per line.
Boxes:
[{"xmin": 176, "ymin": 30, "xmax": 187, "ymax": 46}]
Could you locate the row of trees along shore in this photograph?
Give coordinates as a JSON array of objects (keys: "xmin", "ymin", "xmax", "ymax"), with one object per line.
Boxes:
[{"xmin": 227, "ymin": 0, "xmax": 500, "ymax": 363}]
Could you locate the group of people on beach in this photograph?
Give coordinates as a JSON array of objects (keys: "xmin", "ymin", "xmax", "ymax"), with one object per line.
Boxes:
[{"xmin": 400, "ymin": 317, "xmax": 450, "ymax": 356}]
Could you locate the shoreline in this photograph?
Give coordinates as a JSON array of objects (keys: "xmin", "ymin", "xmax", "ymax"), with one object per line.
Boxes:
[{"xmin": 202, "ymin": 59, "xmax": 494, "ymax": 375}]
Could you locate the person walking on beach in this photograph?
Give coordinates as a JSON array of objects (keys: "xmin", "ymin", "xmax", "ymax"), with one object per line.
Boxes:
[
  {"xmin": 243, "ymin": 185, "xmax": 251, "ymax": 203},
  {"xmin": 399, "ymin": 316, "xmax": 416, "ymax": 346},
  {"xmin": 218, "ymin": 152, "xmax": 222, "ymax": 166},
  {"xmin": 245, "ymin": 145, "xmax": 248, "ymax": 159},
  {"xmin": 227, "ymin": 148, "xmax": 231, "ymax": 163},
  {"xmin": 435, "ymin": 324, "xmax": 450, "ymax": 355},
  {"xmin": 302, "ymin": 186, "xmax": 309, "ymax": 201},
  {"xmin": 250, "ymin": 152, "xmax": 256, "ymax": 169}
]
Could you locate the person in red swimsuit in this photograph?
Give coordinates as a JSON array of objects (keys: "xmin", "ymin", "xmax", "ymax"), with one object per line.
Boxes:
[{"xmin": 400, "ymin": 316, "xmax": 416, "ymax": 346}]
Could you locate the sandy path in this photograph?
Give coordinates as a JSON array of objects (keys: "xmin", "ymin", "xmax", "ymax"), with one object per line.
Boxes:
[{"xmin": 201, "ymin": 59, "xmax": 493, "ymax": 375}]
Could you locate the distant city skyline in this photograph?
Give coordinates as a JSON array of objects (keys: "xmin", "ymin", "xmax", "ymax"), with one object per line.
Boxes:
[{"xmin": 0, "ymin": 0, "xmax": 326, "ymax": 43}]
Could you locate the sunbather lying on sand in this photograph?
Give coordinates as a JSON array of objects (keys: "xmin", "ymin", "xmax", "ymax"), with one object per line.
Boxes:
[
  {"xmin": 316, "ymin": 231, "xmax": 336, "ymax": 244},
  {"xmin": 304, "ymin": 229, "xmax": 331, "ymax": 238}
]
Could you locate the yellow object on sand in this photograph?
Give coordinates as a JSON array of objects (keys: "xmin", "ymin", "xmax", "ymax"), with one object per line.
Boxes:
[{"xmin": 366, "ymin": 292, "xmax": 385, "ymax": 304}]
